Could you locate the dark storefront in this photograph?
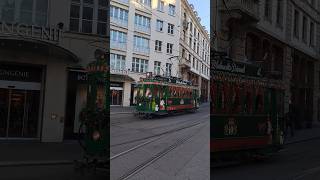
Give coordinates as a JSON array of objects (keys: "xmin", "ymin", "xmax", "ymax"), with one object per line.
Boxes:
[{"xmin": 291, "ymin": 50, "xmax": 315, "ymax": 128}]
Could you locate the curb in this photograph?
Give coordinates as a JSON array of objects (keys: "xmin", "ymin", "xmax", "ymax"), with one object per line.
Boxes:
[
  {"xmin": 0, "ymin": 160, "xmax": 74, "ymax": 167},
  {"xmin": 110, "ymin": 112, "xmax": 134, "ymax": 115}
]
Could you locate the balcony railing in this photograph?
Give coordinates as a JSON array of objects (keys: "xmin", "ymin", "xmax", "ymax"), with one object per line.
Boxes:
[
  {"xmin": 111, "ymin": 17, "xmax": 128, "ymax": 27},
  {"xmin": 223, "ymin": 0, "xmax": 259, "ymax": 21},
  {"xmin": 110, "ymin": 41, "xmax": 127, "ymax": 51},
  {"xmin": 133, "ymin": 46, "xmax": 150, "ymax": 55},
  {"xmin": 134, "ymin": 24, "xmax": 151, "ymax": 34}
]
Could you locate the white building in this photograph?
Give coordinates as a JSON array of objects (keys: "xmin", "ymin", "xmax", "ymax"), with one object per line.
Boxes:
[
  {"xmin": 0, "ymin": 0, "xmax": 107, "ymax": 142},
  {"xmin": 110, "ymin": 0, "xmax": 209, "ymax": 106}
]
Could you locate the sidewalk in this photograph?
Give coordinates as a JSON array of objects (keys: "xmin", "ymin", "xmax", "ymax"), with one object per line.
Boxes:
[
  {"xmin": 110, "ymin": 106, "xmax": 135, "ymax": 115},
  {"xmin": 284, "ymin": 124, "xmax": 320, "ymax": 145},
  {"xmin": 0, "ymin": 141, "xmax": 83, "ymax": 167}
]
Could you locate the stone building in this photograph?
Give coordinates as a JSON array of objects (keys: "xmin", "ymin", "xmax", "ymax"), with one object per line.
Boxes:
[
  {"xmin": 216, "ymin": 0, "xmax": 320, "ymax": 127},
  {"xmin": 0, "ymin": 0, "xmax": 107, "ymax": 142},
  {"xmin": 179, "ymin": 0, "xmax": 210, "ymax": 102}
]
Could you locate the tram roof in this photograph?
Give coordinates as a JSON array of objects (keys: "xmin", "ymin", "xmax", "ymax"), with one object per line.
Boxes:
[{"xmin": 137, "ymin": 76, "xmax": 197, "ymax": 89}]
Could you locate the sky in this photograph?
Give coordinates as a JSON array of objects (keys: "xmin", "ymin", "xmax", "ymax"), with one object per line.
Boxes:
[{"xmin": 186, "ymin": 0, "xmax": 210, "ymax": 32}]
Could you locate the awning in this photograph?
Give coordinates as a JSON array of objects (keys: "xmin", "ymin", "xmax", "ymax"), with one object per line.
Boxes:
[{"xmin": 110, "ymin": 74, "xmax": 135, "ymax": 82}]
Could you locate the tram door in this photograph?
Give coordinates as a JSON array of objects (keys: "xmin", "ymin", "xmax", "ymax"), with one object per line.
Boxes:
[{"xmin": 0, "ymin": 88, "xmax": 40, "ymax": 138}]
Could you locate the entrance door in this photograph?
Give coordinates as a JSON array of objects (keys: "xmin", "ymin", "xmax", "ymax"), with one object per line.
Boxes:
[
  {"xmin": 0, "ymin": 88, "xmax": 40, "ymax": 138},
  {"xmin": 111, "ymin": 89, "xmax": 123, "ymax": 105}
]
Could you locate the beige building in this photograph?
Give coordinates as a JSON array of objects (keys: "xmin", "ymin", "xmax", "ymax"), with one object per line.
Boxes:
[
  {"xmin": 216, "ymin": 0, "xmax": 320, "ymax": 127},
  {"xmin": 110, "ymin": 0, "xmax": 209, "ymax": 106},
  {"xmin": 179, "ymin": 0, "xmax": 210, "ymax": 102},
  {"xmin": 0, "ymin": 0, "xmax": 107, "ymax": 142}
]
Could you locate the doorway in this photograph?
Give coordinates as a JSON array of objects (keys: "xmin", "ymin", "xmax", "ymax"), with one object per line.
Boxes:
[{"xmin": 0, "ymin": 88, "xmax": 40, "ymax": 138}]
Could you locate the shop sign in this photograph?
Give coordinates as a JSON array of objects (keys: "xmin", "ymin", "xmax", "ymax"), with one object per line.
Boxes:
[
  {"xmin": 213, "ymin": 59, "xmax": 263, "ymax": 77},
  {"xmin": 0, "ymin": 21, "xmax": 62, "ymax": 43},
  {"xmin": 111, "ymin": 69, "xmax": 128, "ymax": 75},
  {"xmin": 110, "ymin": 82, "xmax": 123, "ymax": 87},
  {"xmin": 0, "ymin": 64, "xmax": 42, "ymax": 82}
]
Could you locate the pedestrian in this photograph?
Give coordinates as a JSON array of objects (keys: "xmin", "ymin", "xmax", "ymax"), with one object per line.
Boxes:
[{"xmin": 285, "ymin": 107, "xmax": 294, "ymax": 137}]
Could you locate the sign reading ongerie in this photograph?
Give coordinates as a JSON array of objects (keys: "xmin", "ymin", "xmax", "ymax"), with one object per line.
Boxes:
[{"xmin": 0, "ymin": 21, "xmax": 63, "ymax": 43}]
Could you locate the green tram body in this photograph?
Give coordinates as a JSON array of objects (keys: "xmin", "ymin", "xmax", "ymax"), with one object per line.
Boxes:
[
  {"xmin": 211, "ymin": 61, "xmax": 285, "ymax": 160},
  {"xmin": 135, "ymin": 77, "xmax": 200, "ymax": 116}
]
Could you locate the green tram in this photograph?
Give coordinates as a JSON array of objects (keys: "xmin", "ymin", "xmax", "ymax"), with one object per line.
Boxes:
[
  {"xmin": 211, "ymin": 58, "xmax": 285, "ymax": 161},
  {"xmin": 135, "ymin": 75, "xmax": 200, "ymax": 118}
]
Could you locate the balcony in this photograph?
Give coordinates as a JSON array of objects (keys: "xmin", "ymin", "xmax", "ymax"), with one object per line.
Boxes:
[
  {"xmin": 111, "ymin": 17, "xmax": 128, "ymax": 28},
  {"xmin": 180, "ymin": 57, "xmax": 191, "ymax": 69},
  {"xmin": 110, "ymin": 41, "xmax": 127, "ymax": 51},
  {"xmin": 133, "ymin": 46, "xmax": 150, "ymax": 55},
  {"xmin": 134, "ymin": 24, "xmax": 151, "ymax": 34},
  {"xmin": 221, "ymin": 0, "xmax": 260, "ymax": 22}
]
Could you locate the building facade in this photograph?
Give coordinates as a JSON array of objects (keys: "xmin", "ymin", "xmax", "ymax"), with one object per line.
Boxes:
[
  {"xmin": 216, "ymin": 0, "xmax": 320, "ymax": 127},
  {"xmin": 0, "ymin": 0, "xmax": 107, "ymax": 142},
  {"xmin": 179, "ymin": 0, "xmax": 210, "ymax": 103},
  {"xmin": 110, "ymin": 0, "xmax": 209, "ymax": 106}
]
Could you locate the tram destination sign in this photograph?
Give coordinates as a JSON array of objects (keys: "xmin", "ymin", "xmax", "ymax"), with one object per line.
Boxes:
[
  {"xmin": 0, "ymin": 64, "xmax": 42, "ymax": 82},
  {"xmin": 0, "ymin": 21, "xmax": 62, "ymax": 43}
]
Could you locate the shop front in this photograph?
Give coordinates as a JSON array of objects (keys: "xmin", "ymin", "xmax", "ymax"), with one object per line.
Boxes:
[
  {"xmin": 0, "ymin": 64, "xmax": 43, "ymax": 139},
  {"xmin": 110, "ymin": 82, "xmax": 123, "ymax": 106}
]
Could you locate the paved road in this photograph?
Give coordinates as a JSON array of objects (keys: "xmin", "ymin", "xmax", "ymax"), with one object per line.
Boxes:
[
  {"xmin": 110, "ymin": 104, "xmax": 210, "ymax": 180},
  {"xmin": 212, "ymin": 138, "xmax": 320, "ymax": 180}
]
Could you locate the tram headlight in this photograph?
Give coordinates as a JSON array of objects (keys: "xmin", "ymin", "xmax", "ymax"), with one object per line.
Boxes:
[{"xmin": 92, "ymin": 130, "xmax": 101, "ymax": 141}]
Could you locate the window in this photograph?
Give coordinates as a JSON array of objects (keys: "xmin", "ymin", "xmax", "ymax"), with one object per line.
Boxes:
[
  {"xmin": 168, "ymin": 23, "xmax": 174, "ymax": 34},
  {"xmin": 189, "ymin": 37, "xmax": 192, "ymax": 47},
  {"xmin": 189, "ymin": 54, "xmax": 192, "ymax": 62},
  {"xmin": 157, "ymin": 0, "xmax": 164, "ymax": 12},
  {"xmin": 135, "ymin": 14, "xmax": 151, "ymax": 32},
  {"xmin": 110, "ymin": 30, "xmax": 127, "ymax": 43},
  {"xmin": 196, "ymin": 60, "xmax": 199, "ymax": 70},
  {"xmin": 310, "ymin": 22, "xmax": 315, "ymax": 47},
  {"xmin": 192, "ymin": 57, "xmax": 195, "ymax": 68},
  {"xmin": 110, "ymin": 54, "xmax": 126, "ymax": 70},
  {"xmin": 182, "ymin": 49, "xmax": 186, "ymax": 59},
  {"xmin": 136, "ymin": 0, "xmax": 151, "ymax": 7},
  {"xmin": 166, "ymin": 63, "xmax": 172, "ymax": 77},
  {"xmin": 134, "ymin": 36, "xmax": 150, "ymax": 54},
  {"xmin": 264, "ymin": 0, "xmax": 272, "ymax": 22},
  {"xmin": 70, "ymin": 0, "xmax": 107, "ymax": 35},
  {"xmin": 276, "ymin": 0, "xmax": 283, "ymax": 26},
  {"xmin": 167, "ymin": 43, "xmax": 173, "ymax": 54},
  {"xmin": 155, "ymin": 40, "xmax": 162, "ymax": 51},
  {"xmin": 132, "ymin": 57, "xmax": 149, "ymax": 73},
  {"xmin": 97, "ymin": 7, "xmax": 107, "ymax": 35},
  {"xmin": 293, "ymin": 10, "xmax": 300, "ymax": 38},
  {"xmin": 197, "ymin": 43, "xmax": 199, "ymax": 54},
  {"xmin": 154, "ymin": 61, "xmax": 161, "ymax": 75},
  {"xmin": 168, "ymin": 4, "xmax": 175, "ymax": 16},
  {"xmin": 110, "ymin": 5, "xmax": 129, "ymax": 26},
  {"xmin": 0, "ymin": 0, "xmax": 48, "ymax": 26},
  {"xmin": 156, "ymin": 19, "xmax": 163, "ymax": 31},
  {"xmin": 302, "ymin": 16, "xmax": 307, "ymax": 43}
]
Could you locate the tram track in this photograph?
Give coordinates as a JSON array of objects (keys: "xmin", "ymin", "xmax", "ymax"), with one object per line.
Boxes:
[
  {"xmin": 110, "ymin": 117, "xmax": 208, "ymax": 148},
  {"xmin": 112, "ymin": 122, "xmax": 207, "ymax": 180}
]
